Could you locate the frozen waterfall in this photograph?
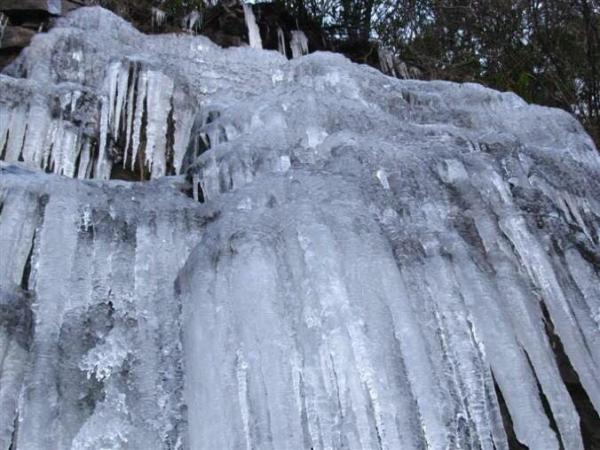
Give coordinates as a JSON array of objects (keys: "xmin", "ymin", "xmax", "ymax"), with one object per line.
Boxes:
[{"xmin": 1, "ymin": 6, "xmax": 599, "ymax": 450}]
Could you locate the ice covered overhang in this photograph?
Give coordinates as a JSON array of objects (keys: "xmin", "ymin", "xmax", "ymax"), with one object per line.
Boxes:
[
  {"xmin": 0, "ymin": 6, "xmax": 283, "ymax": 181},
  {"xmin": 1, "ymin": 6, "xmax": 600, "ymax": 450}
]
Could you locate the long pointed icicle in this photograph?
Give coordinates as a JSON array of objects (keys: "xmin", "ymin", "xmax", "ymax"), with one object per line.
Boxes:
[
  {"xmin": 242, "ymin": 3, "xmax": 263, "ymax": 49},
  {"xmin": 124, "ymin": 63, "xmax": 138, "ymax": 168},
  {"xmin": 144, "ymin": 71, "xmax": 174, "ymax": 178},
  {"xmin": 131, "ymin": 69, "xmax": 148, "ymax": 174}
]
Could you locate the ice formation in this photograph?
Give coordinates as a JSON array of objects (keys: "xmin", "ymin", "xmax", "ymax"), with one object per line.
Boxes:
[
  {"xmin": 1, "ymin": 6, "xmax": 600, "ymax": 450},
  {"xmin": 242, "ymin": 3, "xmax": 262, "ymax": 50},
  {"xmin": 290, "ymin": 30, "xmax": 309, "ymax": 59},
  {"xmin": 151, "ymin": 8, "xmax": 167, "ymax": 30},
  {"xmin": 182, "ymin": 10, "xmax": 202, "ymax": 34},
  {"xmin": 377, "ymin": 46, "xmax": 419, "ymax": 80},
  {"xmin": 277, "ymin": 27, "xmax": 286, "ymax": 58}
]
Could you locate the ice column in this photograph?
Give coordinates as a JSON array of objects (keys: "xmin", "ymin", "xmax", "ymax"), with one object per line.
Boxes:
[{"xmin": 242, "ymin": 3, "xmax": 263, "ymax": 49}]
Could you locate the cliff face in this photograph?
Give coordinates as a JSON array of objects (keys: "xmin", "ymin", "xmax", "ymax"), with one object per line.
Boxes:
[{"xmin": 1, "ymin": 6, "xmax": 599, "ymax": 450}]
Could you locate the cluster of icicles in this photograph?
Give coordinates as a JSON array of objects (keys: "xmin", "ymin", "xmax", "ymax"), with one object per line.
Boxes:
[
  {"xmin": 243, "ymin": 3, "xmax": 309, "ymax": 59},
  {"xmin": 0, "ymin": 4, "xmax": 309, "ymax": 183},
  {"xmin": 0, "ymin": 61, "xmax": 195, "ymax": 180},
  {"xmin": 150, "ymin": 2, "xmax": 309, "ymax": 56}
]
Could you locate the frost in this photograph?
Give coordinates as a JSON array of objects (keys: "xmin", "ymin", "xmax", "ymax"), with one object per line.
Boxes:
[{"xmin": 80, "ymin": 328, "xmax": 129, "ymax": 381}]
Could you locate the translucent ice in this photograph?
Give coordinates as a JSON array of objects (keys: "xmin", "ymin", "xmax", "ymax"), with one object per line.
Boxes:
[
  {"xmin": 1, "ymin": 6, "xmax": 599, "ymax": 450},
  {"xmin": 290, "ymin": 30, "xmax": 309, "ymax": 59},
  {"xmin": 242, "ymin": 3, "xmax": 263, "ymax": 50}
]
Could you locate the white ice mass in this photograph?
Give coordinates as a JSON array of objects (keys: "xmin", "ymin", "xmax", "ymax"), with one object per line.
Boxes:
[{"xmin": 1, "ymin": 6, "xmax": 599, "ymax": 450}]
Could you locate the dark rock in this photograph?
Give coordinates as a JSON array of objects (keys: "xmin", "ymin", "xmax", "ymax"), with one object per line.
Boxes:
[
  {"xmin": 0, "ymin": 287, "xmax": 34, "ymax": 351},
  {"xmin": 0, "ymin": 25, "xmax": 35, "ymax": 49},
  {"xmin": 0, "ymin": 0, "xmax": 61, "ymax": 15},
  {"xmin": 0, "ymin": 47, "xmax": 19, "ymax": 69},
  {"xmin": 199, "ymin": 2, "xmax": 249, "ymax": 48}
]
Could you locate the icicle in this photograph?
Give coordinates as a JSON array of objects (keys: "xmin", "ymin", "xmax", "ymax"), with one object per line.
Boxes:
[
  {"xmin": 112, "ymin": 64, "xmax": 130, "ymax": 143},
  {"xmin": 131, "ymin": 69, "xmax": 148, "ymax": 173},
  {"xmin": 0, "ymin": 195, "xmax": 34, "ymax": 449},
  {"xmin": 57, "ymin": 125, "xmax": 79, "ymax": 177},
  {"xmin": 0, "ymin": 13, "xmax": 8, "ymax": 44},
  {"xmin": 377, "ymin": 46, "xmax": 396, "ymax": 77},
  {"xmin": 377, "ymin": 47, "xmax": 413, "ymax": 79},
  {"xmin": 50, "ymin": 123, "xmax": 64, "ymax": 174},
  {"xmin": 277, "ymin": 27, "xmax": 286, "ymax": 58},
  {"xmin": 144, "ymin": 71, "xmax": 174, "ymax": 178},
  {"xmin": 0, "ymin": 190, "xmax": 39, "ymax": 288},
  {"xmin": 242, "ymin": 3, "xmax": 262, "ymax": 49},
  {"xmin": 124, "ymin": 63, "xmax": 138, "ymax": 168},
  {"xmin": 499, "ymin": 214, "xmax": 600, "ymax": 413},
  {"xmin": 290, "ymin": 31, "xmax": 308, "ymax": 59},
  {"xmin": 151, "ymin": 8, "xmax": 167, "ymax": 29},
  {"xmin": 1, "ymin": 8, "xmax": 599, "ymax": 448},
  {"xmin": 182, "ymin": 10, "xmax": 201, "ymax": 33},
  {"xmin": 396, "ymin": 61, "xmax": 410, "ymax": 79},
  {"xmin": 106, "ymin": 63, "xmax": 121, "ymax": 123},
  {"xmin": 77, "ymin": 139, "xmax": 92, "ymax": 179},
  {"xmin": 21, "ymin": 105, "xmax": 52, "ymax": 169},
  {"xmin": 95, "ymin": 62, "xmax": 122, "ymax": 179},
  {"xmin": 172, "ymin": 92, "xmax": 195, "ymax": 174},
  {"xmin": 40, "ymin": 119, "xmax": 59, "ymax": 173},
  {"xmin": 0, "ymin": 317, "xmax": 29, "ymax": 450},
  {"xmin": 95, "ymin": 98, "xmax": 112, "ymax": 179},
  {"xmin": 12, "ymin": 194, "xmax": 79, "ymax": 450}
]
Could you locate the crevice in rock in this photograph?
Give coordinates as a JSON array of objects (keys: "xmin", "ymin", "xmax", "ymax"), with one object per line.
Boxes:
[
  {"xmin": 8, "ymin": 412, "xmax": 18, "ymax": 450},
  {"xmin": 20, "ymin": 229, "xmax": 35, "ymax": 291},
  {"xmin": 1, "ymin": 129, "xmax": 9, "ymax": 160},
  {"xmin": 166, "ymin": 97, "xmax": 176, "ymax": 176},
  {"xmin": 188, "ymin": 174, "xmax": 205, "ymax": 203}
]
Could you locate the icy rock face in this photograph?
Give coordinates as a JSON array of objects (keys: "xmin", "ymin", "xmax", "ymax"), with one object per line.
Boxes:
[
  {"xmin": 0, "ymin": 167, "xmax": 206, "ymax": 449},
  {"xmin": 1, "ymin": 6, "xmax": 600, "ymax": 450},
  {"xmin": 0, "ymin": 7, "xmax": 282, "ymax": 180}
]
